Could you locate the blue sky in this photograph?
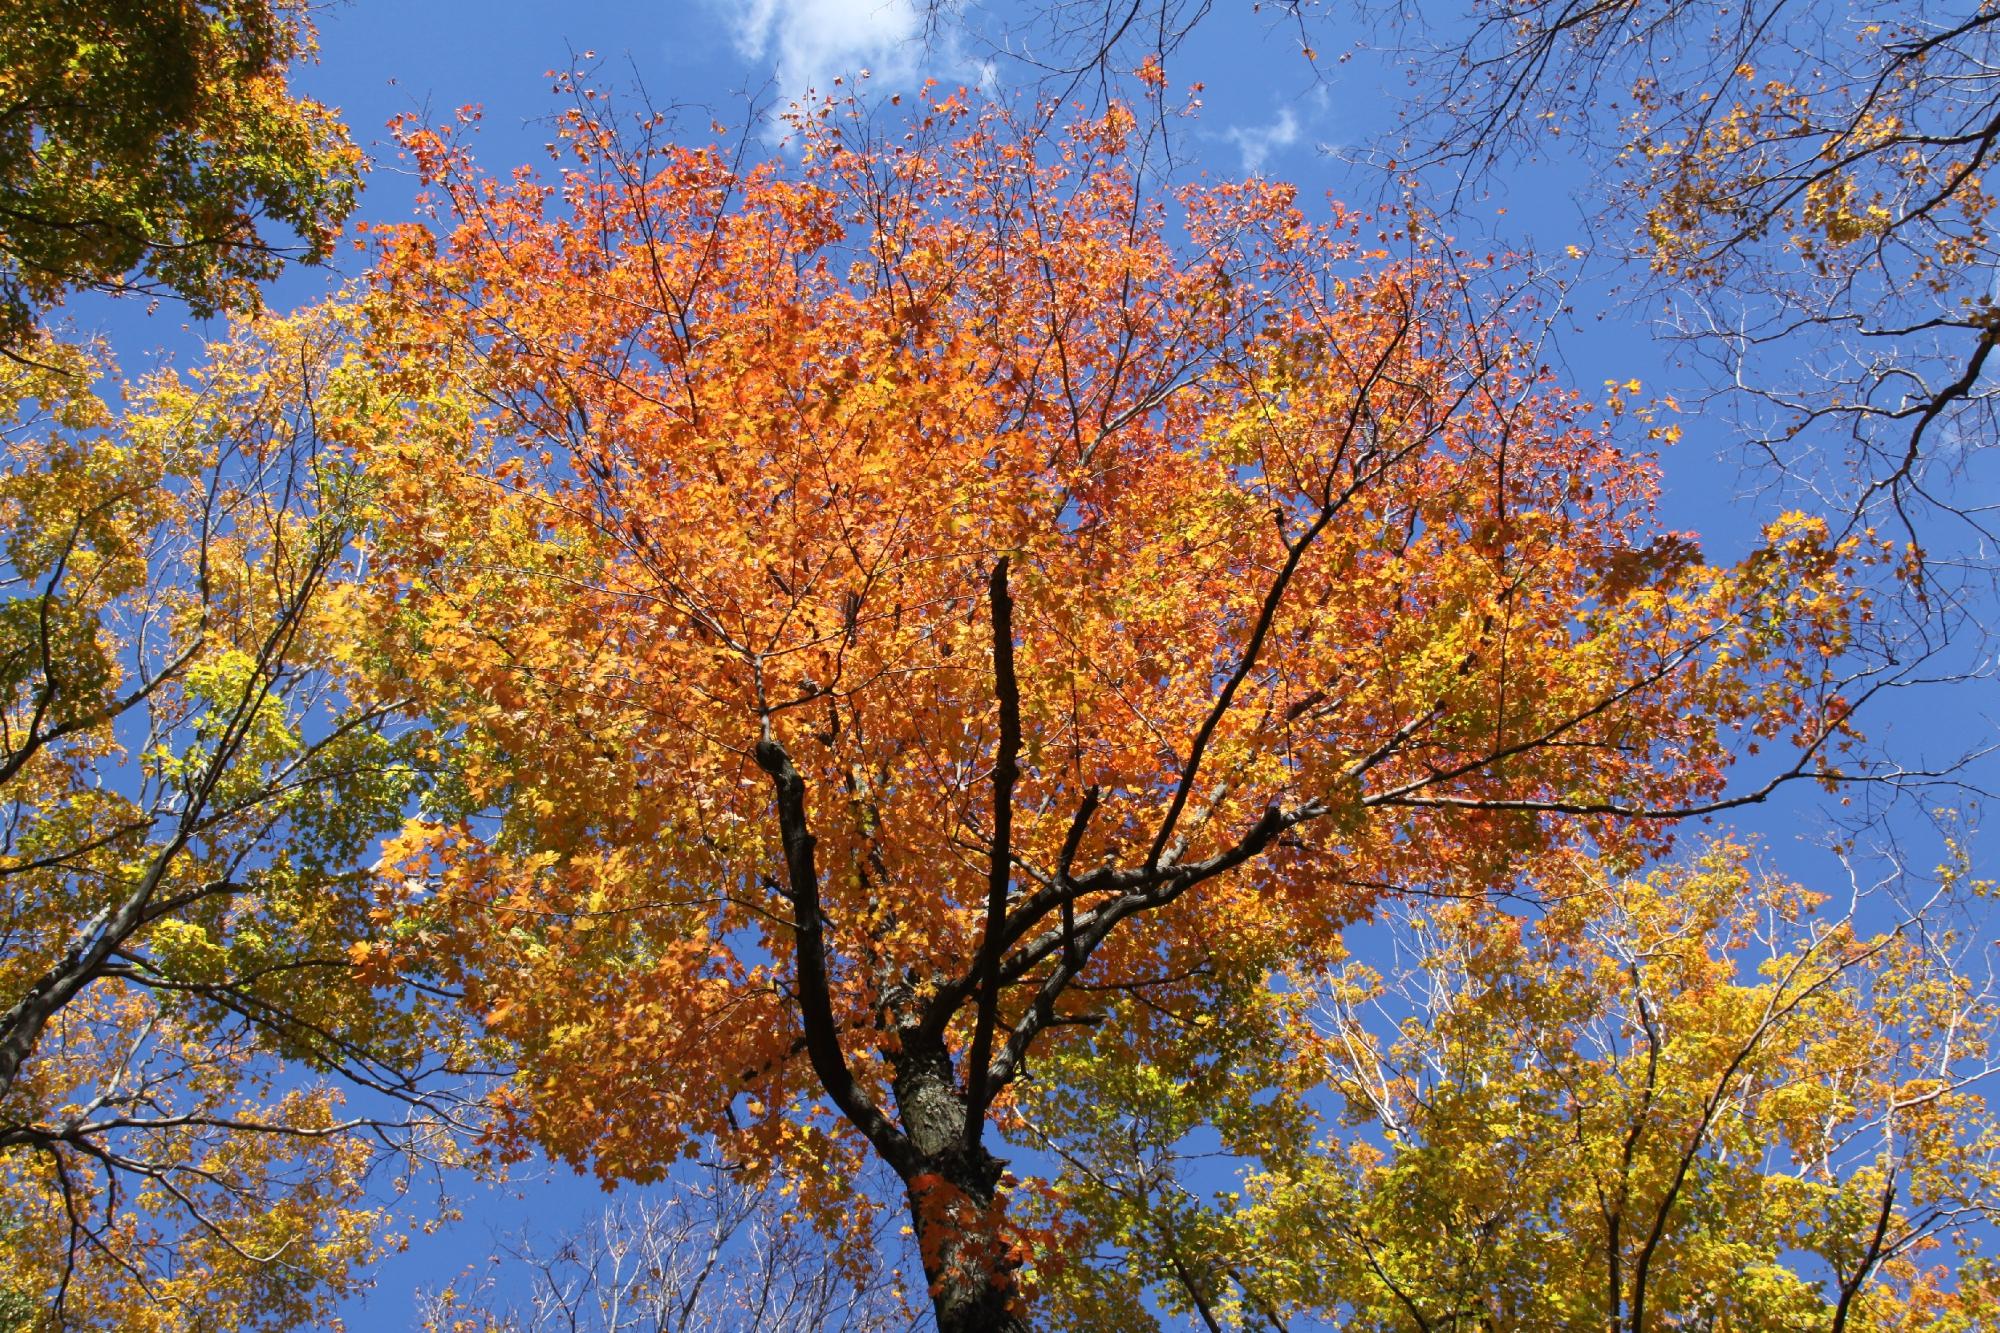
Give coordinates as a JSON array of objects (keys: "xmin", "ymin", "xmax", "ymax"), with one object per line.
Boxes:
[{"xmin": 63, "ymin": 1, "xmax": 1998, "ymax": 1324}]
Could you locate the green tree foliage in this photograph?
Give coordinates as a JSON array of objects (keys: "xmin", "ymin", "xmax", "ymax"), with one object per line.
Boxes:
[{"xmin": 0, "ymin": 0, "xmax": 362, "ymax": 346}]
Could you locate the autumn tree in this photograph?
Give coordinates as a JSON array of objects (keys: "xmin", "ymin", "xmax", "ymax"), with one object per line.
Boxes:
[
  {"xmin": 0, "ymin": 0, "xmax": 362, "ymax": 348},
  {"xmin": 355, "ymin": 89, "xmax": 1894, "ymax": 1332},
  {"xmin": 0, "ymin": 312, "xmax": 468, "ymax": 1329},
  {"xmin": 1017, "ymin": 839, "xmax": 2000, "ymax": 1329}
]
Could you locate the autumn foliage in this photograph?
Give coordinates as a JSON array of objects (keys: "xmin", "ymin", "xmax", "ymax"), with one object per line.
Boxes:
[
  {"xmin": 0, "ymin": 317, "xmax": 461, "ymax": 1329},
  {"xmin": 1019, "ymin": 839, "xmax": 2000, "ymax": 1329},
  {"xmin": 343, "ymin": 88, "xmax": 1885, "ymax": 1329},
  {"xmin": 2, "ymin": 1, "xmax": 1997, "ymax": 1323}
]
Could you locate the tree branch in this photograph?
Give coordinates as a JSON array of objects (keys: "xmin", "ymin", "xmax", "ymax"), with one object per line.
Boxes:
[
  {"xmin": 962, "ymin": 557, "xmax": 1022, "ymax": 1141},
  {"xmin": 751, "ymin": 734, "xmax": 915, "ymax": 1176}
]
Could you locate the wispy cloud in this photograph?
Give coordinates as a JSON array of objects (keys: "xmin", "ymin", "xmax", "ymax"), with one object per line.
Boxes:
[
  {"xmin": 721, "ymin": 0, "xmax": 926, "ymax": 109},
  {"xmin": 1222, "ymin": 86, "xmax": 1330, "ymax": 176},
  {"xmin": 1224, "ymin": 107, "xmax": 1300, "ymax": 175}
]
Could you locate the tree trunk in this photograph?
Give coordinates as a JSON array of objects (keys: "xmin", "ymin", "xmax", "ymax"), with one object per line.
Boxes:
[
  {"xmin": 893, "ymin": 1038, "xmax": 1029, "ymax": 1333},
  {"xmin": 906, "ymin": 1163, "xmax": 1031, "ymax": 1333}
]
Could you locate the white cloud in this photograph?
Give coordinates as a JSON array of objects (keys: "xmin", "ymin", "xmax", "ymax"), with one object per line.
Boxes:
[
  {"xmin": 722, "ymin": 0, "xmax": 926, "ymax": 110},
  {"xmin": 1223, "ymin": 86, "xmax": 1331, "ymax": 176},
  {"xmin": 1224, "ymin": 107, "xmax": 1300, "ymax": 176}
]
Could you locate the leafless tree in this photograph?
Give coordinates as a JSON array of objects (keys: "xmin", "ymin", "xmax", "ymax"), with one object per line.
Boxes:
[{"xmin": 415, "ymin": 1165, "xmax": 929, "ymax": 1332}]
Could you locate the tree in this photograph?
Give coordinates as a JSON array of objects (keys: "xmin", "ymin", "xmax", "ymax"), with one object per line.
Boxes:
[
  {"xmin": 1379, "ymin": 0, "xmax": 2000, "ymax": 571},
  {"xmin": 414, "ymin": 1165, "xmax": 926, "ymax": 1332},
  {"xmin": 0, "ymin": 0, "xmax": 363, "ymax": 348},
  {"xmin": 954, "ymin": 2, "xmax": 2000, "ymax": 573},
  {"xmin": 1017, "ymin": 839, "xmax": 2000, "ymax": 1329},
  {"xmin": 0, "ymin": 311, "xmax": 465, "ymax": 1329},
  {"xmin": 355, "ymin": 90, "xmax": 1890, "ymax": 1331}
]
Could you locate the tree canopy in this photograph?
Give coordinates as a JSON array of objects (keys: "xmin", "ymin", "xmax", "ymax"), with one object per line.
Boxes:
[
  {"xmin": 1020, "ymin": 840, "xmax": 2000, "ymax": 1330},
  {"xmin": 349, "ymin": 91, "xmax": 1897, "ymax": 1331},
  {"xmin": 0, "ymin": 314, "xmax": 466, "ymax": 1329},
  {"xmin": 0, "ymin": 0, "xmax": 362, "ymax": 347},
  {"xmin": 956, "ymin": 2, "xmax": 2000, "ymax": 574}
]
